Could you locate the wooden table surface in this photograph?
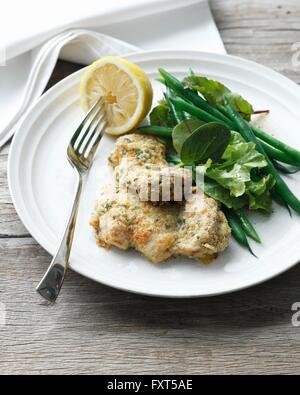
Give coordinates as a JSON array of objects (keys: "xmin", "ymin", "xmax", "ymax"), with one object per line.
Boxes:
[{"xmin": 1, "ymin": 0, "xmax": 300, "ymax": 375}]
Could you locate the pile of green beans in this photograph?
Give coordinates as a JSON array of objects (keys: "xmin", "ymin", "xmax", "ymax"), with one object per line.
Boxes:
[
  {"xmin": 158, "ymin": 68, "xmax": 300, "ymax": 168},
  {"xmin": 224, "ymin": 209, "xmax": 257, "ymax": 256}
]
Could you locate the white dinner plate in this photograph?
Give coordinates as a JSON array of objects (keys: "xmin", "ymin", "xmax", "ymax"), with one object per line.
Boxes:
[{"xmin": 8, "ymin": 50, "xmax": 300, "ymax": 298}]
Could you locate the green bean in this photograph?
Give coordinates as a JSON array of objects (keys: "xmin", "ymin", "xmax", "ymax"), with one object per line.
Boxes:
[
  {"xmin": 163, "ymin": 93, "xmax": 177, "ymax": 126},
  {"xmin": 272, "ymin": 160, "xmax": 300, "ymax": 175},
  {"xmin": 224, "ymin": 97, "xmax": 300, "ymax": 214},
  {"xmin": 164, "ymin": 90, "xmax": 185, "ymax": 124},
  {"xmin": 136, "ymin": 126, "xmax": 173, "ymax": 139},
  {"xmin": 167, "ymin": 151, "xmax": 181, "ymax": 165},
  {"xmin": 271, "ymin": 189, "xmax": 292, "ymax": 217},
  {"xmin": 224, "ymin": 208, "xmax": 256, "ymax": 256},
  {"xmin": 170, "ymin": 100, "xmax": 184, "ymax": 124},
  {"xmin": 252, "ymin": 126, "xmax": 300, "ymax": 163},
  {"xmin": 158, "ymin": 68, "xmax": 231, "ymax": 125},
  {"xmin": 216, "ymin": 104, "xmax": 232, "ymax": 120},
  {"xmin": 236, "ymin": 209, "xmax": 261, "ymax": 243},
  {"xmin": 170, "ymin": 97, "xmax": 222, "ymax": 124},
  {"xmin": 263, "ymin": 145, "xmax": 300, "ymax": 167}
]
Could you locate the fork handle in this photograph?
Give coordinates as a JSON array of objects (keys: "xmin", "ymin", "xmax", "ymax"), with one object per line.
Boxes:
[{"xmin": 36, "ymin": 172, "xmax": 83, "ymax": 303}]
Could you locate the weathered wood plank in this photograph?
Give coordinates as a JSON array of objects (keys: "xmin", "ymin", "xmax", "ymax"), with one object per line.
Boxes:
[
  {"xmin": 211, "ymin": 0, "xmax": 300, "ymax": 83},
  {"xmin": 1, "ymin": 236, "xmax": 300, "ymax": 375},
  {"xmin": 1, "ymin": 0, "xmax": 300, "ymax": 375}
]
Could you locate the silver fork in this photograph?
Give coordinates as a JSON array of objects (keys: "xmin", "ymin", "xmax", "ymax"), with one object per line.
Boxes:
[{"xmin": 36, "ymin": 97, "xmax": 107, "ymax": 303}]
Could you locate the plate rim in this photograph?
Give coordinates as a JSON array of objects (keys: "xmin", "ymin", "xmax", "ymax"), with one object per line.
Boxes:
[{"xmin": 7, "ymin": 49, "xmax": 300, "ymax": 298}]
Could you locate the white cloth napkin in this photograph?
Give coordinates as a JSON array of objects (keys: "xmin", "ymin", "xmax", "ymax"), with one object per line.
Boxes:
[{"xmin": 0, "ymin": 0, "xmax": 225, "ymax": 148}]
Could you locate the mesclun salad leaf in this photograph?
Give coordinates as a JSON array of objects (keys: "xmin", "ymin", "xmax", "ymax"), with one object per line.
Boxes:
[
  {"xmin": 172, "ymin": 119, "xmax": 206, "ymax": 154},
  {"xmin": 180, "ymin": 122, "xmax": 231, "ymax": 166},
  {"xmin": 221, "ymin": 131, "xmax": 265, "ymax": 166},
  {"xmin": 205, "ymin": 132, "xmax": 268, "ymax": 196},
  {"xmin": 247, "ymin": 175, "xmax": 276, "ymax": 213},
  {"xmin": 183, "ymin": 72, "xmax": 254, "ymax": 121},
  {"xmin": 204, "ymin": 171, "xmax": 275, "ymax": 213},
  {"xmin": 203, "ymin": 179, "xmax": 248, "ymax": 209},
  {"xmin": 247, "ymin": 174, "xmax": 275, "ymax": 197},
  {"xmin": 150, "ymin": 99, "xmax": 174, "ymax": 127},
  {"xmin": 203, "ymin": 132, "xmax": 275, "ymax": 212}
]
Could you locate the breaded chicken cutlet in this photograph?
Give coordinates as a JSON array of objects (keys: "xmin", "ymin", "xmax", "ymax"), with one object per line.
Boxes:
[{"xmin": 91, "ymin": 133, "xmax": 231, "ymax": 264}]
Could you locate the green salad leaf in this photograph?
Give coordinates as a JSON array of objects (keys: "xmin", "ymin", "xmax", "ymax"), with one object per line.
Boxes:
[
  {"xmin": 247, "ymin": 175, "xmax": 276, "ymax": 213},
  {"xmin": 248, "ymin": 192, "xmax": 273, "ymax": 213},
  {"xmin": 205, "ymin": 132, "xmax": 268, "ymax": 196},
  {"xmin": 150, "ymin": 99, "xmax": 174, "ymax": 127},
  {"xmin": 206, "ymin": 162, "xmax": 253, "ymax": 197},
  {"xmin": 247, "ymin": 174, "xmax": 275, "ymax": 197},
  {"xmin": 180, "ymin": 122, "xmax": 231, "ymax": 166},
  {"xmin": 183, "ymin": 72, "xmax": 254, "ymax": 121},
  {"xmin": 172, "ymin": 119, "xmax": 206, "ymax": 154},
  {"xmin": 204, "ymin": 179, "xmax": 248, "ymax": 209},
  {"xmin": 202, "ymin": 132, "xmax": 275, "ymax": 212}
]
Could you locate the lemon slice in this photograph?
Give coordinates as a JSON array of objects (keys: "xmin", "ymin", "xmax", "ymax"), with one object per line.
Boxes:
[{"xmin": 80, "ymin": 56, "xmax": 153, "ymax": 136}]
